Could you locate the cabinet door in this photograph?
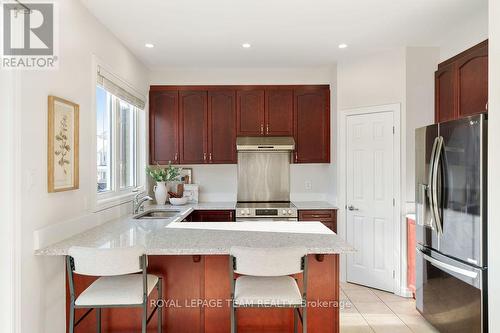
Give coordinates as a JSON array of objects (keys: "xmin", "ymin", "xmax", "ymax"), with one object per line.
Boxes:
[
  {"xmin": 435, "ymin": 63, "xmax": 457, "ymax": 123},
  {"xmin": 457, "ymin": 44, "xmax": 488, "ymax": 117},
  {"xmin": 237, "ymin": 89, "xmax": 265, "ymax": 136},
  {"xmin": 149, "ymin": 256, "xmax": 204, "ymax": 333},
  {"xmin": 299, "ymin": 209, "xmax": 337, "ymax": 233},
  {"xmin": 190, "ymin": 210, "xmax": 235, "ymax": 222},
  {"xmin": 179, "ymin": 91, "xmax": 208, "ymax": 164},
  {"xmin": 265, "ymin": 88, "xmax": 293, "ymax": 136},
  {"xmin": 208, "ymin": 90, "xmax": 237, "ymax": 163},
  {"xmin": 293, "ymin": 87, "xmax": 330, "ymax": 163},
  {"xmin": 149, "ymin": 90, "xmax": 179, "ymax": 164}
]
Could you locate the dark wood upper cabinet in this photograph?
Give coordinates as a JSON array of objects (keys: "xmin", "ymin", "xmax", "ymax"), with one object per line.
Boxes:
[
  {"xmin": 208, "ymin": 90, "xmax": 237, "ymax": 163},
  {"xmin": 435, "ymin": 63, "xmax": 457, "ymax": 123},
  {"xmin": 236, "ymin": 89, "xmax": 265, "ymax": 136},
  {"xmin": 457, "ymin": 44, "xmax": 488, "ymax": 117},
  {"xmin": 435, "ymin": 40, "xmax": 488, "ymax": 123},
  {"xmin": 294, "ymin": 87, "xmax": 330, "ymax": 163},
  {"xmin": 179, "ymin": 90, "xmax": 208, "ymax": 164},
  {"xmin": 150, "ymin": 85, "xmax": 331, "ymax": 165},
  {"xmin": 265, "ymin": 88, "xmax": 293, "ymax": 136},
  {"xmin": 149, "ymin": 90, "xmax": 179, "ymax": 164}
]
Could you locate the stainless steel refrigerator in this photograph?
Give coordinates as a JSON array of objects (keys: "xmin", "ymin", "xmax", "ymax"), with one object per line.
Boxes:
[{"xmin": 415, "ymin": 113, "xmax": 488, "ymax": 333}]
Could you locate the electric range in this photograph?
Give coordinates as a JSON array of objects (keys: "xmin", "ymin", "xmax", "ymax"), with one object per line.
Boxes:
[{"xmin": 235, "ymin": 202, "xmax": 298, "ymax": 221}]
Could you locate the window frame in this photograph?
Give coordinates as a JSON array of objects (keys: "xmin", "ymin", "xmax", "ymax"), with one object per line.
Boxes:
[{"xmin": 91, "ymin": 58, "xmax": 146, "ymax": 212}]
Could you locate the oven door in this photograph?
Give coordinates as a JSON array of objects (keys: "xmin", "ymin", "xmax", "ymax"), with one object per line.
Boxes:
[
  {"xmin": 416, "ymin": 246, "xmax": 487, "ymax": 333},
  {"xmin": 235, "ymin": 217, "xmax": 298, "ymax": 222}
]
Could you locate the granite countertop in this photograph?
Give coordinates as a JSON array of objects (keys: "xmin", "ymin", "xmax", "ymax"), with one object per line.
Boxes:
[
  {"xmin": 152, "ymin": 201, "xmax": 337, "ymax": 210},
  {"xmin": 292, "ymin": 201, "xmax": 338, "ymax": 210},
  {"xmin": 35, "ymin": 205, "xmax": 354, "ymax": 256}
]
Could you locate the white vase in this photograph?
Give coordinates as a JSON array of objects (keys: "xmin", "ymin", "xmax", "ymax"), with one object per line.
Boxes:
[{"xmin": 153, "ymin": 181, "xmax": 168, "ymax": 205}]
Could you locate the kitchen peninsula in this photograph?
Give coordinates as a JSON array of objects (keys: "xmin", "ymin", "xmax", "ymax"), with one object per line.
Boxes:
[{"xmin": 36, "ymin": 204, "xmax": 353, "ymax": 333}]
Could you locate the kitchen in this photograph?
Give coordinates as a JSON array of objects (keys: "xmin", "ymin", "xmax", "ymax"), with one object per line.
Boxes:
[{"xmin": 1, "ymin": 1, "xmax": 499, "ymax": 333}]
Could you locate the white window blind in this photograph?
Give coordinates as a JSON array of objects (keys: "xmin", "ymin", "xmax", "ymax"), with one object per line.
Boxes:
[{"xmin": 96, "ymin": 66, "xmax": 146, "ymax": 110}]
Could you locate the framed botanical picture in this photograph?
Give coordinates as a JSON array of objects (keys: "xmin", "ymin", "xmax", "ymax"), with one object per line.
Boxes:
[{"xmin": 47, "ymin": 96, "xmax": 79, "ymax": 192}]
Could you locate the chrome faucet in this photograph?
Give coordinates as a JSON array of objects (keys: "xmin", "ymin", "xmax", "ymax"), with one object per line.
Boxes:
[{"xmin": 133, "ymin": 192, "xmax": 153, "ymax": 214}]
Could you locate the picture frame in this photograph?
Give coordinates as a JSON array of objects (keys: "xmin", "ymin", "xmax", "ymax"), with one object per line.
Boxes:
[
  {"xmin": 47, "ymin": 96, "xmax": 79, "ymax": 192},
  {"xmin": 183, "ymin": 184, "xmax": 199, "ymax": 203},
  {"xmin": 180, "ymin": 168, "xmax": 193, "ymax": 184}
]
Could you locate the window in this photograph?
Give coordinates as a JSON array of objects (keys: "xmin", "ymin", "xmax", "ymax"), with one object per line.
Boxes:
[{"xmin": 95, "ymin": 64, "xmax": 145, "ymax": 207}]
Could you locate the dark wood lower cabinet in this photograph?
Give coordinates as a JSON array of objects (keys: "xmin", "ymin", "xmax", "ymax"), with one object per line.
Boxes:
[
  {"xmin": 189, "ymin": 210, "xmax": 235, "ymax": 222},
  {"xmin": 67, "ymin": 254, "xmax": 340, "ymax": 333},
  {"xmin": 299, "ymin": 209, "xmax": 337, "ymax": 233}
]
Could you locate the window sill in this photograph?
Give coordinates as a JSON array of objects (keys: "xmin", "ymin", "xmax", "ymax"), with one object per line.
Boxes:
[{"xmin": 93, "ymin": 186, "xmax": 145, "ymax": 212}]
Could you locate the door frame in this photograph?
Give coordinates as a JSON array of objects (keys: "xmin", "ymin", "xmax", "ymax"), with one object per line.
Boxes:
[{"xmin": 337, "ymin": 103, "xmax": 404, "ymax": 296}]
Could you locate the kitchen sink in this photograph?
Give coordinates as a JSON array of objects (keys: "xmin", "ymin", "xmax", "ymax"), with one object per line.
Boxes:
[{"xmin": 133, "ymin": 209, "xmax": 181, "ymax": 219}]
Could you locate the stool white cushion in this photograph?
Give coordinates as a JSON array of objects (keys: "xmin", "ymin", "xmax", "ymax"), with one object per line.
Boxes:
[
  {"xmin": 234, "ymin": 276, "xmax": 303, "ymax": 307},
  {"xmin": 75, "ymin": 274, "xmax": 159, "ymax": 306}
]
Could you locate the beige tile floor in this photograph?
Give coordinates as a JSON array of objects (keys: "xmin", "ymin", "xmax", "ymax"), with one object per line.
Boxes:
[{"xmin": 340, "ymin": 282, "xmax": 439, "ymax": 333}]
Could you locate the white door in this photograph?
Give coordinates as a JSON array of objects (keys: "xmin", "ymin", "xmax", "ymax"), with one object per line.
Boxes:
[{"xmin": 346, "ymin": 111, "xmax": 395, "ymax": 292}]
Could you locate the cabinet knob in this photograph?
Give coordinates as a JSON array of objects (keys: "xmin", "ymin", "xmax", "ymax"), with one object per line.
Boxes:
[
  {"xmin": 209, "ymin": 152, "xmax": 212, "ymax": 162},
  {"xmin": 266, "ymin": 124, "xmax": 269, "ymax": 134},
  {"xmin": 175, "ymin": 153, "xmax": 178, "ymax": 161},
  {"xmin": 203, "ymin": 153, "xmax": 207, "ymax": 161},
  {"xmin": 294, "ymin": 152, "xmax": 298, "ymax": 162},
  {"xmin": 260, "ymin": 124, "xmax": 264, "ymax": 135}
]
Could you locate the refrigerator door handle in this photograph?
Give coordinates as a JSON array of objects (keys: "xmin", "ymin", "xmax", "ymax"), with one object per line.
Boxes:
[
  {"xmin": 431, "ymin": 136, "xmax": 444, "ymax": 234},
  {"xmin": 427, "ymin": 137, "xmax": 439, "ymax": 231},
  {"xmin": 419, "ymin": 250, "xmax": 478, "ymax": 279}
]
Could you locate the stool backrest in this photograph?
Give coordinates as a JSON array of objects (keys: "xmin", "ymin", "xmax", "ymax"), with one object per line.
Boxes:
[
  {"xmin": 230, "ymin": 246, "xmax": 307, "ymax": 276},
  {"xmin": 68, "ymin": 246, "xmax": 145, "ymax": 276}
]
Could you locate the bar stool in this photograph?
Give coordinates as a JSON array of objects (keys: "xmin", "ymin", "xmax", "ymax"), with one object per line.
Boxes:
[
  {"xmin": 229, "ymin": 246, "xmax": 308, "ymax": 333},
  {"xmin": 66, "ymin": 246, "xmax": 162, "ymax": 333}
]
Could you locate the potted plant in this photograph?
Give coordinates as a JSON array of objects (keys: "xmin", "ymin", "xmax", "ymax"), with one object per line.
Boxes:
[{"xmin": 146, "ymin": 163, "xmax": 182, "ymax": 205}]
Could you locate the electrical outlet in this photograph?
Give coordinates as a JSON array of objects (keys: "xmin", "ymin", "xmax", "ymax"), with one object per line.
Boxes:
[{"xmin": 305, "ymin": 180, "xmax": 312, "ymax": 190}]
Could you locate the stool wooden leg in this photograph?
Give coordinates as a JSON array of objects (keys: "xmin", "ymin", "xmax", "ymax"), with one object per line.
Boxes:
[
  {"xmin": 96, "ymin": 308, "xmax": 101, "ymax": 333},
  {"xmin": 158, "ymin": 278, "xmax": 163, "ymax": 333}
]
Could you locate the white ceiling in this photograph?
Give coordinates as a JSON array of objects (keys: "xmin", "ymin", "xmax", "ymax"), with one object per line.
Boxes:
[{"xmin": 81, "ymin": 0, "xmax": 488, "ymax": 69}]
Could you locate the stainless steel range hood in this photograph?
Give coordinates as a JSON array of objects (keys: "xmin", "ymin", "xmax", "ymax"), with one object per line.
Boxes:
[{"xmin": 236, "ymin": 136, "xmax": 295, "ymax": 151}]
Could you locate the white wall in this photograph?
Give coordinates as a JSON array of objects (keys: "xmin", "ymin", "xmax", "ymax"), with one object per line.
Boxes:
[
  {"xmin": 0, "ymin": 70, "xmax": 20, "ymax": 333},
  {"xmin": 488, "ymin": 0, "xmax": 499, "ymax": 330},
  {"xmin": 438, "ymin": 7, "xmax": 488, "ymax": 61},
  {"xmin": 404, "ymin": 47, "xmax": 440, "ymax": 204},
  {"xmin": 337, "ymin": 48, "xmax": 406, "ymax": 111},
  {"xmin": 14, "ymin": 0, "xmax": 149, "ymax": 332},
  {"xmin": 149, "ymin": 67, "xmax": 338, "ymax": 203}
]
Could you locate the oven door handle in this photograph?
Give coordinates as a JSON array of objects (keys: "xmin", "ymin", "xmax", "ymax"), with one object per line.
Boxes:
[{"xmin": 419, "ymin": 249, "xmax": 478, "ymax": 279}]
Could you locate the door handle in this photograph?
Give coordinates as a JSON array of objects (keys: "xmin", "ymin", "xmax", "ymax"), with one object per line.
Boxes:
[
  {"xmin": 174, "ymin": 152, "xmax": 178, "ymax": 161},
  {"xmin": 419, "ymin": 249, "xmax": 478, "ymax": 279},
  {"xmin": 203, "ymin": 152, "xmax": 207, "ymax": 161},
  {"xmin": 209, "ymin": 152, "xmax": 212, "ymax": 162},
  {"xmin": 431, "ymin": 136, "xmax": 444, "ymax": 234},
  {"xmin": 266, "ymin": 124, "xmax": 269, "ymax": 134},
  {"xmin": 260, "ymin": 124, "xmax": 264, "ymax": 135},
  {"xmin": 347, "ymin": 205, "xmax": 359, "ymax": 211}
]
